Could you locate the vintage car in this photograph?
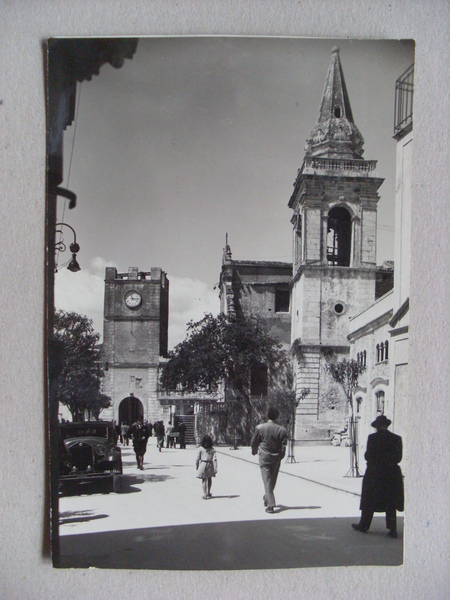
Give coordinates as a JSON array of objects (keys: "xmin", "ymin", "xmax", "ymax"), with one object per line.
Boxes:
[{"xmin": 59, "ymin": 421, "xmax": 122, "ymax": 494}]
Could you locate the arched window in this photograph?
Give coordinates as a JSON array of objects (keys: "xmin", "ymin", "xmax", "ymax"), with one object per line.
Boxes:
[
  {"xmin": 376, "ymin": 343, "xmax": 381, "ymax": 362},
  {"xmin": 363, "ymin": 350, "xmax": 367, "ymax": 366},
  {"xmin": 375, "ymin": 390, "xmax": 385, "ymax": 414},
  {"xmin": 355, "ymin": 396, "xmax": 363, "ymax": 414},
  {"xmin": 327, "ymin": 207, "xmax": 352, "ymax": 266},
  {"xmin": 385, "ymin": 340, "xmax": 389, "ymax": 360}
]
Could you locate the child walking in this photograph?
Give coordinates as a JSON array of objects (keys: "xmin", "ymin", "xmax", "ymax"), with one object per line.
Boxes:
[{"xmin": 195, "ymin": 435, "xmax": 218, "ymax": 499}]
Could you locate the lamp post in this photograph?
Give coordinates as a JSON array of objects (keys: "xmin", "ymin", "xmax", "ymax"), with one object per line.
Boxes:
[{"xmin": 55, "ymin": 222, "xmax": 81, "ymax": 272}]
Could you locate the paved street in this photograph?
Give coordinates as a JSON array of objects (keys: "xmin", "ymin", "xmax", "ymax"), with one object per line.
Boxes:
[{"xmin": 59, "ymin": 438, "xmax": 403, "ymax": 569}]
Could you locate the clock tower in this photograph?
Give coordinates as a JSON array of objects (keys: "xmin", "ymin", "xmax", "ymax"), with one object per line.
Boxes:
[
  {"xmin": 289, "ymin": 48, "xmax": 384, "ymax": 440},
  {"xmin": 101, "ymin": 266, "xmax": 169, "ymax": 425}
]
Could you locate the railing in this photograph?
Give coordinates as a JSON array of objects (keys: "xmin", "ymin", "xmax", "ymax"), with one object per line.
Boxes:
[
  {"xmin": 394, "ymin": 64, "xmax": 414, "ymax": 136},
  {"xmin": 302, "ymin": 157, "xmax": 377, "ymax": 173}
]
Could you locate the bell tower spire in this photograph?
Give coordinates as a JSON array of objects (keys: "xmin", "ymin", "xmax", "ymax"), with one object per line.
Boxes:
[
  {"xmin": 288, "ymin": 47, "xmax": 384, "ymax": 442},
  {"xmin": 305, "ymin": 47, "xmax": 364, "ymax": 159}
]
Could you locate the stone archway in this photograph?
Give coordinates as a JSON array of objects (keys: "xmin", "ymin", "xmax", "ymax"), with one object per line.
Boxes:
[
  {"xmin": 118, "ymin": 396, "xmax": 144, "ymax": 426},
  {"xmin": 326, "ymin": 206, "xmax": 352, "ymax": 266}
]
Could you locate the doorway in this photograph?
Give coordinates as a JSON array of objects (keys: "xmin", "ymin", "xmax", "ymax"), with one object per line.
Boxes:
[{"xmin": 119, "ymin": 396, "xmax": 144, "ymax": 426}]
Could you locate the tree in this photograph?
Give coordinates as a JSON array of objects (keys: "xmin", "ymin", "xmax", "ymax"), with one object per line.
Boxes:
[
  {"xmin": 53, "ymin": 310, "xmax": 111, "ymax": 421},
  {"xmin": 160, "ymin": 313, "xmax": 288, "ymax": 444},
  {"xmin": 325, "ymin": 358, "xmax": 367, "ymax": 477},
  {"xmin": 85, "ymin": 393, "xmax": 112, "ymax": 421},
  {"xmin": 283, "ymin": 386, "xmax": 310, "ymax": 463}
]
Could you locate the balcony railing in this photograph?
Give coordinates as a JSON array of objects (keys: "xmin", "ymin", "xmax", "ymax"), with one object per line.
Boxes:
[
  {"xmin": 301, "ymin": 156, "xmax": 377, "ymax": 173},
  {"xmin": 394, "ymin": 64, "xmax": 414, "ymax": 136}
]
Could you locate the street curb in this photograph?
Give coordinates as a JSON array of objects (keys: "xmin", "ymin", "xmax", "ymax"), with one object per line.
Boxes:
[{"xmin": 216, "ymin": 449, "xmax": 361, "ymax": 498}]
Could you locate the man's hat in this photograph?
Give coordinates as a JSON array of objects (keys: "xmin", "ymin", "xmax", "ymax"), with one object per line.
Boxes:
[{"xmin": 371, "ymin": 415, "xmax": 392, "ymax": 428}]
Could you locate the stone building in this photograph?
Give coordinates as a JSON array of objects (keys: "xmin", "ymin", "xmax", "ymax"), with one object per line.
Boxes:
[
  {"xmin": 347, "ymin": 63, "xmax": 413, "ymax": 444},
  {"xmin": 100, "ymin": 266, "xmax": 169, "ymax": 425},
  {"xmin": 288, "ymin": 47, "xmax": 385, "ymax": 442},
  {"xmin": 388, "ymin": 63, "xmax": 413, "ymax": 440},
  {"xmin": 219, "ymin": 237, "xmax": 292, "ymax": 349},
  {"xmin": 219, "ymin": 238, "xmax": 292, "ymax": 400},
  {"xmin": 348, "ymin": 290, "xmax": 394, "ymax": 444}
]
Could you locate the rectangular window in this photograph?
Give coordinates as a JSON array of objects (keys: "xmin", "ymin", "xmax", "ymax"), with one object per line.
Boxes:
[
  {"xmin": 250, "ymin": 363, "xmax": 268, "ymax": 397},
  {"xmin": 275, "ymin": 288, "xmax": 290, "ymax": 313}
]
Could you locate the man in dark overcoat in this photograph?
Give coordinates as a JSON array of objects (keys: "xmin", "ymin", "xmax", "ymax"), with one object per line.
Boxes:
[
  {"xmin": 128, "ymin": 415, "xmax": 150, "ymax": 470},
  {"xmin": 352, "ymin": 415, "xmax": 404, "ymax": 538},
  {"xmin": 178, "ymin": 421, "xmax": 187, "ymax": 449},
  {"xmin": 251, "ymin": 406, "xmax": 288, "ymax": 514}
]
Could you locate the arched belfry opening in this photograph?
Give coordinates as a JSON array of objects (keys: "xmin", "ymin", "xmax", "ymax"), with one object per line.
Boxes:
[
  {"xmin": 327, "ymin": 206, "xmax": 352, "ymax": 266},
  {"xmin": 119, "ymin": 396, "xmax": 143, "ymax": 426}
]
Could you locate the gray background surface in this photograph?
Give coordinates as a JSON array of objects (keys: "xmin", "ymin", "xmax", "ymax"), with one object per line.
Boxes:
[{"xmin": 0, "ymin": 1, "xmax": 448, "ymax": 598}]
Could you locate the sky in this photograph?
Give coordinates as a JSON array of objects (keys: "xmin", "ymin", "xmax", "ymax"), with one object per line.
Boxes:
[{"xmin": 54, "ymin": 37, "xmax": 414, "ymax": 349}]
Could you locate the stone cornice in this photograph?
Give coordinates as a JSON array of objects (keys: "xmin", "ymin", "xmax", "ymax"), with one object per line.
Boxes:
[
  {"xmin": 370, "ymin": 377, "xmax": 389, "ymax": 388},
  {"xmin": 348, "ymin": 309, "xmax": 393, "ymax": 341},
  {"xmin": 389, "ymin": 325, "xmax": 409, "ymax": 338},
  {"xmin": 389, "ymin": 297, "xmax": 409, "ymax": 327},
  {"xmin": 291, "ymin": 263, "xmax": 376, "ymax": 286}
]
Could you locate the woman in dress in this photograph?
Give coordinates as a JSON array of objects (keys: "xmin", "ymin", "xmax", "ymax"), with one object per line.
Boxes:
[{"xmin": 195, "ymin": 434, "xmax": 218, "ymax": 499}]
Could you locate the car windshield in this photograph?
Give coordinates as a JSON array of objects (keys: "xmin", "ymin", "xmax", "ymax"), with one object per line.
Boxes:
[{"xmin": 59, "ymin": 425, "xmax": 110, "ymax": 441}]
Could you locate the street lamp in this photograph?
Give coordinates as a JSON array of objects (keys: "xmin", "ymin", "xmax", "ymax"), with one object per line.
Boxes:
[{"xmin": 55, "ymin": 222, "xmax": 81, "ymax": 272}]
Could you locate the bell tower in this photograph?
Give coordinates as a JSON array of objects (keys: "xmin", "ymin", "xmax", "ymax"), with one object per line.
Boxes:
[
  {"xmin": 289, "ymin": 48, "xmax": 384, "ymax": 440},
  {"xmin": 101, "ymin": 266, "xmax": 169, "ymax": 424}
]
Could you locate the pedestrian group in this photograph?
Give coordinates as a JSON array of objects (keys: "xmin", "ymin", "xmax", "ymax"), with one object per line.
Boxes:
[{"xmin": 116, "ymin": 407, "xmax": 404, "ymax": 538}]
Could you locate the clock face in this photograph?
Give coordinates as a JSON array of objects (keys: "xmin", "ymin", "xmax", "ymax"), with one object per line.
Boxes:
[{"xmin": 124, "ymin": 290, "xmax": 142, "ymax": 309}]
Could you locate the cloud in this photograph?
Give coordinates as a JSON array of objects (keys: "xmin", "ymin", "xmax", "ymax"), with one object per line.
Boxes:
[
  {"xmin": 54, "ymin": 258, "xmax": 220, "ymax": 348},
  {"xmin": 54, "ymin": 257, "xmax": 108, "ymax": 338}
]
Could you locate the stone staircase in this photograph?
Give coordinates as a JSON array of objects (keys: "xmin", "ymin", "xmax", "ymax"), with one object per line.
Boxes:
[{"xmin": 174, "ymin": 415, "xmax": 195, "ymax": 445}]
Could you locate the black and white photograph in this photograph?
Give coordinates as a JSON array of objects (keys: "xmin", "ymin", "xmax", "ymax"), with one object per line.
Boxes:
[
  {"xmin": 47, "ymin": 36, "xmax": 414, "ymax": 570},
  {"xmin": 1, "ymin": 2, "xmax": 449, "ymax": 598}
]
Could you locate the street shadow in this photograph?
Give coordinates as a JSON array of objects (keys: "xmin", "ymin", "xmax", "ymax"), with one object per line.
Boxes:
[
  {"xmin": 117, "ymin": 474, "xmax": 173, "ymax": 493},
  {"xmin": 132, "ymin": 461, "xmax": 173, "ymax": 471},
  {"xmin": 274, "ymin": 505, "xmax": 321, "ymax": 513},
  {"xmin": 59, "ymin": 480, "xmax": 115, "ymax": 497},
  {"xmin": 137, "ymin": 473, "xmax": 174, "ymax": 483},
  {"xmin": 287, "ymin": 459, "xmax": 341, "ymax": 464},
  {"xmin": 60, "ymin": 510, "xmax": 109, "ymax": 525},
  {"xmin": 206, "ymin": 495, "xmax": 240, "ymax": 500},
  {"xmin": 59, "ymin": 516, "xmax": 403, "ymax": 570},
  {"xmin": 122, "ymin": 463, "xmax": 170, "ymax": 470}
]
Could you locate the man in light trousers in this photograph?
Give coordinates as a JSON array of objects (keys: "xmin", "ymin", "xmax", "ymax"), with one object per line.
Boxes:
[{"xmin": 251, "ymin": 406, "xmax": 288, "ymax": 513}]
